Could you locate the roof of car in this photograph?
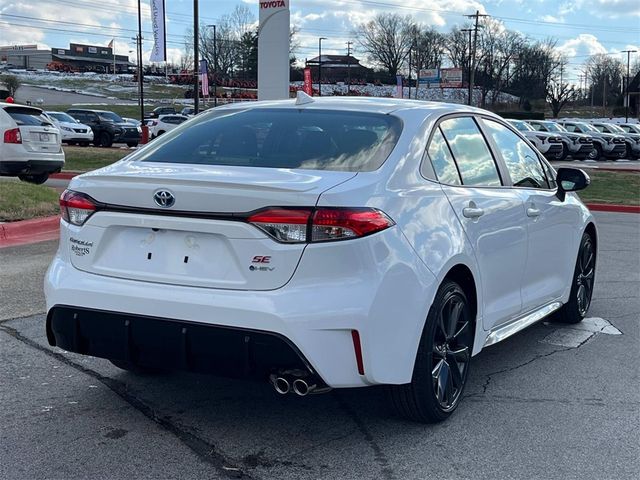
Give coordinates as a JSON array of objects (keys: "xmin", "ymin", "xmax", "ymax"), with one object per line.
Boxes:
[
  {"xmin": 67, "ymin": 108, "xmax": 111, "ymax": 113},
  {"xmin": 0, "ymin": 102, "xmax": 42, "ymax": 110},
  {"xmin": 211, "ymin": 96, "xmax": 490, "ymax": 116}
]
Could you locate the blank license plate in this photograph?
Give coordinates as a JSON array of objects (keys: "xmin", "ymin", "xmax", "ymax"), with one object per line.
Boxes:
[{"xmin": 39, "ymin": 133, "xmax": 50, "ymax": 142}]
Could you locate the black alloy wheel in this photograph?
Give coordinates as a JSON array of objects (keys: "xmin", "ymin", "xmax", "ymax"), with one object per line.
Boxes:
[
  {"xmin": 390, "ymin": 280, "xmax": 473, "ymax": 423},
  {"xmin": 556, "ymin": 232, "xmax": 596, "ymax": 324}
]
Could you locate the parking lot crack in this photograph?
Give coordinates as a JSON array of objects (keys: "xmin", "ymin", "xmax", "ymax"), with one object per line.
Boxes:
[
  {"xmin": 333, "ymin": 392, "xmax": 396, "ymax": 480},
  {"xmin": 0, "ymin": 323, "xmax": 254, "ymax": 480},
  {"xmin": 467, "ymin": 346, "xmax": 572, "ymax": 398}
]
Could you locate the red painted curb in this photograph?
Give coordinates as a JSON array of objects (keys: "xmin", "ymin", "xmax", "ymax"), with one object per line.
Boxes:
[
  {"xmin": 50, "ymin": 171, "xmax": 81, "ymax": 180},
  {"xmin": 0, "ymin": 215, "xmax": 60, "ymax": 248},
  {"xmin": 586, "ymin": 203, "xmax": 640, "ymax": 214}
]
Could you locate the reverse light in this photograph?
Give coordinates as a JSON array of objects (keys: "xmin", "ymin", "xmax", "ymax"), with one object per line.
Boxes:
[
  {"xmin": 4, "ymin": 128, "xmax": 22, "ymax": 144},
  {"xmin": 247, "ymin": 207, "xmax": 395, "ymax": 243},
  {"xmin": 59, "ymin": 190, "xmax": 98, "ymax": 226}
]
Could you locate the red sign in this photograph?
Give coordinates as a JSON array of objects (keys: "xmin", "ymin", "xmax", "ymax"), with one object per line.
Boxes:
[{"xmin": 303, "ymin": 68, "xmax": 313, "ymax": 95}]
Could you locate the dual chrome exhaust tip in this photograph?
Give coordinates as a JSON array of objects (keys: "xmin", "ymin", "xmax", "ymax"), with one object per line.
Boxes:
[{"xmin": 270, "ymin": 375, "xmax": 316, "ymax": 396}]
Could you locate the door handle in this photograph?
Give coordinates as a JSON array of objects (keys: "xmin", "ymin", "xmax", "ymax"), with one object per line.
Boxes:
[
  {"xmin": 462, "ymin": 207, "xmax": 485, "ymax": 219},
  {"xmin": 527, "ymin": 207, "xmax": 541, "ymax": 217}
]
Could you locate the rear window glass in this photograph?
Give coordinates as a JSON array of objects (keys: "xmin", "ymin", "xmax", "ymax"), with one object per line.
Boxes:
[
  {"xmin": 134, "ymin": 108, "xmax": 403, "ymax": 172},
  {"xmin": 4, "ymin": 107, "xmax": 53, "ymax": 126}
]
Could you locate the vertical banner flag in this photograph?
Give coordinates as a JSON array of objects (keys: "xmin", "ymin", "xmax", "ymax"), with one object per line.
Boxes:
[
  {"xmin": 396, "ymin": 75, "xmax": 403, "ymax": 98},
  {"xmin": 200, "ymin": 60, "xmax": 209, "ymax": 97},
  {"xmin": 149, "ymin": 0, "xmax": 167, "ymax": 62},
  {"xmin": 258, "ymin": 0, "xmax": 290, "ymax": 100},
  {"xmin": 303, "ymin": 67, "xmax": 313, "ymax": 95}
]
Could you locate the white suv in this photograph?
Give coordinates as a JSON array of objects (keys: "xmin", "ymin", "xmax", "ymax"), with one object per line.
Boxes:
[
  {"xmin": 0, "ymin": 102, "xmax": 65, "ymax": 184},
  {"xmin": 45, "ymin": 111, "xmax": 94, "ymax": 147},
  {"xmin": 506, "ymin": 119, "xmax": 564, "ymax": 159},
  {"xmin": 45, "ymin": 97, "xmax": 596, "ymax": 423}
]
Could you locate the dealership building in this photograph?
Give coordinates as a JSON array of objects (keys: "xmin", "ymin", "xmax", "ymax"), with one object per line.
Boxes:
[{"xmin": 1, "ymin": 43, "xmax": 132, "ymax": 72}]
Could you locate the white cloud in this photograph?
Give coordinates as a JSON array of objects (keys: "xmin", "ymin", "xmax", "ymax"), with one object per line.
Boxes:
[{"xmin": 556, "ymin": 34, "xmax": 608, "ymax": 58}]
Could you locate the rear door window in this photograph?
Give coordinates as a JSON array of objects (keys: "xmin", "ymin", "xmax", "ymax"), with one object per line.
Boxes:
[
  {"xmin": 134, "ymin": 108, "xmax": 403, "ymax": 172},
  {"xmin": 426, "ymin": 128, "xmax": 461, "ymax": 185},
  {"xmin": 439, "ymin": 117, "xmax": 502, "ymax": 187},
  {"xmin": 3, "ymin": 107, "xmax": 53, "ymax": 126},
  {"xmin": 482, "ymin": 119, "xmax": 549, "ymax": 189}
]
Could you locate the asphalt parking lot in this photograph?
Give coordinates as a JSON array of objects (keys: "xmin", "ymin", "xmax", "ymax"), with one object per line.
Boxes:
[{"xmin": 1, "ymin": 211, "xmax": 638, "ymax": 480}]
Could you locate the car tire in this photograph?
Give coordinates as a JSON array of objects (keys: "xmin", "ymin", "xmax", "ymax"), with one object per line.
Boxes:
[
  {"xmin": 560, "ymin": 144, "xmax": 569, "ymax": 160},
  {"xmin": 126, "ymin": 142, "xmax": 138, "ymax": 148},
  {"xmin": 67, "ymin": 141, "xmax": 76, "ymax": 146},
  {"xmin": 79, "ymin": 141, "xmax": 90, "ymax": 147},
  {"xmin": 109, "ymin": 359, "xmax": 166, "ymax": 375},
  {"xmin": 556, "ymin": 232, "xmax": 596, "ymax": 324},
  {"xmin": 624, "ymin": 144, "xmax": 632, "ymax": 160},
  {"xmin": 588, "ymin": 144, "xmax": 603, "ymax": 161},
  {"xmin": 99, "ymin": 131, "xmax": 113, "ymax": 148},
  {"xmin": 18, "ymin": 173, "xmax": 49, "ymax": 185},
  {"xmin": 389, "ymin": 280, "xmax": 473, "ymax": 423}
]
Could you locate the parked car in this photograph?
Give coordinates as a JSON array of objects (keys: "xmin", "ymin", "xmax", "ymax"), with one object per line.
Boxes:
[
  {"xmin": 588, "ymin": 121, "xmax": 640, "ymax": 159},
  {"xmin": 557, "ymin": 120, "xmax": 626, "ymax": 161},
  {"xmin": 46, "ymin": 96, "xmax": 596, "ymax": 423},
  {"xmin": 181, "ymin": 107, "xmax": 195, "ymax": 117},
  {"xmin": 66, "ymin": 109, "xmax": 141, "ymax": 148},
  {"xmin": 144, "ymin": 106, "xmax": 177, "ymax": 119},
  {"xmin": 148, "ymin": 114, "xmax": 189, "ymax": 139},
  {"xmin": 618, "ymin": 123, "xmax": 640, "ymax": 135},
  {"xmin": 0, "ymin": 102, "xmax": 64, "ymax": 184},
  {"xmin": 506, "ymin": 119, "xmax": 564, "ymax": 159},
  {"xmin": 45, "ymin": 111, "xmax": 94, "ymax": 147},
  {"xmin": 526, "ymin": 119, "xmax": 593, "ymax": 160}
]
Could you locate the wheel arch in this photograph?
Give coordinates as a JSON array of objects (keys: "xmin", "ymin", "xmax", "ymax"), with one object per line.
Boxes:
[{"xmin": 440, "ymin": 263, "xmax": 483, "ymax": 356}]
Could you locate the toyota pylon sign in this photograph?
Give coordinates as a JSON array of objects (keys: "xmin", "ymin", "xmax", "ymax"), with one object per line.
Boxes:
[{"xmin": 258, "ymin": 0, "xmax": 290, "ymax": 100}]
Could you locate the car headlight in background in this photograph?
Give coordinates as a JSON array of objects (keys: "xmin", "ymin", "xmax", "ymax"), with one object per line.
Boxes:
[
  {"xmin": 137, "ymin": 126, "xmax": 142, "ymax": 133},
  {"xmin": 61, "ymin": 126, "xmax": 73, "ymax": 132}
]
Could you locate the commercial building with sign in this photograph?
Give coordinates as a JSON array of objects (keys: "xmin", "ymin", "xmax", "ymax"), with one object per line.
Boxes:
[
  {"xmin": 1, "ymin": 44, "xmax": 52, "ymax": 70},
  {"xmin": 0, "ymin": 43, "xmax": 131, "ymax": 73},
  {"xmin": 51, "ymin": 43, "xmax": 132, "ymax": 73}
]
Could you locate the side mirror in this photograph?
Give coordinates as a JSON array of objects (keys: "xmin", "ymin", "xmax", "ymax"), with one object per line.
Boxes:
[{"xmin": 556, "ymin": 167, "xmax": 590, "ymax": 201}]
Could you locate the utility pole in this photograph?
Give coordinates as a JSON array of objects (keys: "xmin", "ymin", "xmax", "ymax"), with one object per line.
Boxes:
[
  {"xmin": 408, "ymin": 46, "xmax": 412, "ymax": 100},
  {"xmin": 602, "ymin": 75, "xmax": 606, "ymax": 117},
  {"xmin": 464, "ymin": 11, "xmax": 489, "ymax": 107},
  {"xmin": 318, "ymin": 37, "xmax": 327, "ymax": 96},
  {"xmin": 461, "ymin": 28, "xmax": 473, "ymax": 105},
  {"xmin": 137, "ymin": 0, "xmax": 144, "ymax": 123},
  {"xmin": 193, "ymin": 0, "xmax": 200, "ymax": 114},
  {"xmin": 346, "ymin": 41, "xmax": 352, "ymax": 94},
  {"xmin": 622, "ymin": 50, "xmax": 637, "ymax": 122}
]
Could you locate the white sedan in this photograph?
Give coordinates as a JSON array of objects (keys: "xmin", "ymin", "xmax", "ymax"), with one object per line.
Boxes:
[
  {"xmin": 45, "ymin": 111, "xmax": 94, "ymax": 146},
  {"xmin": 148, "ymin": 114, "xmax": 189, "ymax": 139},
  {"xmin": 45, "ymin": 95, "xmax": 596, "ymax": 423}
]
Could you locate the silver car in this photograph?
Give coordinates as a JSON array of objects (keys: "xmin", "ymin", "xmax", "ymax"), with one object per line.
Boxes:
[{"xmin": 527, "ymin": 120, "xmax": 593, "ymax": 161}]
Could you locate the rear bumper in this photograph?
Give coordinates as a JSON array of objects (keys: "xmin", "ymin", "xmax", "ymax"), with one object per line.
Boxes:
[
  {"xmin": 44, "ymin": 226, "xmax": 437, "ymax": 388},
  {"xmin": 0, "ymin": 159, "xmax": 64, "ymax": 176},
  {"xmin": 47, "ymin": 305, "xmax": 325, "ymax": 385}
]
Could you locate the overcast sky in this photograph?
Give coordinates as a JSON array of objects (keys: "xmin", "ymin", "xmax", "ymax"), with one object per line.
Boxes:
[{"xmin": 0, "ymin": 0, "xmax": 638, "ymax": 82}]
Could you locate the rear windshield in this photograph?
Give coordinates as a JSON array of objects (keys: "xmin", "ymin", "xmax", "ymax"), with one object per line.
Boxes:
[
  {"xmin": 4, "ymin": 107, "xmax": 54, "ymax": 127},
  {"xmin": 47, "ymin": 112, "xmax": 77, "ymax": 123},
  {"xmin": 134, "ymin": 108, "xmax": 403, "ymax": 172}
]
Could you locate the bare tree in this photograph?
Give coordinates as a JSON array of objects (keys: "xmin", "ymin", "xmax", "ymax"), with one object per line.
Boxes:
[
  {"xmin": 585, "ymin": 54, "xmax": 624, "ymax": 106},
  {"xmin": 353, "ymin": 13, "xmax": 415, "ymax": 76},
  {"xmin": 411, "ymin": 26, "xmax": 446, "ymax": 72},
  {"xmin": 445, "ymin": 26, "xmax": 472, "ymax": 72},
  {"xmin": 547, "ymin": 60, "xmax": 578, "ymax": 117}
]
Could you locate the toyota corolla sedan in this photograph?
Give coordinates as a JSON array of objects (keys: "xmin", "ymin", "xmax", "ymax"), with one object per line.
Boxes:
[{"xmin": 45, "ymin": 95, "xmax": 596, "ymax": 423}]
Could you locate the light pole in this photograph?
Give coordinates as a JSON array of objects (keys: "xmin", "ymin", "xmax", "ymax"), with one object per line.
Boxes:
[
  {"xmin": 193, "ymin": 0, "xmax": 200, "ymax": 114},
  {"xmin": 136, "ymin": 0, "xmax": 144, "ymax": 122},
  {"xmin": 318, "ymin": 37, "xmax": 327, "ymax": 96},
  {"xmin": 207, "ymin": 25, "xmax": 217, "ymax": 107},
  {"xmin": 622, "ymin": 50, "xmax": 637, "ymax": 123}
]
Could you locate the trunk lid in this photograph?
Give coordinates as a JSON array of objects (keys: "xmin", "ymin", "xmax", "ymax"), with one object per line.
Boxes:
[{"xmin": 68, "ymin": 162, "xmax": 356, "ymax": 290}]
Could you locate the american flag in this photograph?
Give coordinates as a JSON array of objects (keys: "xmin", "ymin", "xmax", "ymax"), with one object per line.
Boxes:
[{"xmin": 199, "ymin": 60, "xmax": 209, "ymax": 97}]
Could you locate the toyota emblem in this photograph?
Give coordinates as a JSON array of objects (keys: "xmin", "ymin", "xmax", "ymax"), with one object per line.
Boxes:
[{"xmin": 153, "ymin": 190, "xmax": 175, "ymax": 208}]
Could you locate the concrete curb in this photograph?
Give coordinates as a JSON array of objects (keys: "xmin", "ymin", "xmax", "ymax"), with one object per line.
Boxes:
[
  {"xmin": 586, "ymin": 203, "xmax": 640, "ymax": 214},
  {"xmin": 51, "ymin": 171, "xmax": 82, "ymax": 180},
  {"xmin": 0, "ymin": 215, "xmax": 60, "ymax": 248}
]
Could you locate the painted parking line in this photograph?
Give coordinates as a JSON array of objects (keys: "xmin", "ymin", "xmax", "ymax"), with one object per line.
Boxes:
[{"xmin": 540, "ymin": 317, "xmax": 622, "ymax": 348}]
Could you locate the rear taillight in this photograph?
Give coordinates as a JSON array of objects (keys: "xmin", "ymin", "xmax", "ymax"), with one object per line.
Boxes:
[
  {"xmin": 4, "ymin": 128, "xmax": 22, "ymax": 144},
  {"xmin": 59, "ymin": 190, "xmax": 98, "ymax": 226},
  {"xmin": 247, "ymin": 207, "xmax": 394, "ymax": 243}
]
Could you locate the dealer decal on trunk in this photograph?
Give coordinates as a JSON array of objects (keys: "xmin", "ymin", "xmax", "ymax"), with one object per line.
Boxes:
[{"xmin": 70, "ymin": 237, "xmax": 94, "ymax": 256}]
